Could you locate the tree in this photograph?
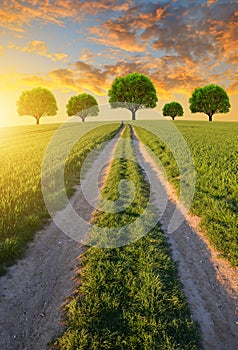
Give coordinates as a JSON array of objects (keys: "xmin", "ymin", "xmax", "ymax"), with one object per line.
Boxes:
[
  {"xmin": 189, "ymin": 84, "xmax": 230, "ymax": 122},
  {"xmin": 108, "ymin": 73, "xmax": 158, "ymax": 120},
  {"xmin": 66, "ymin": 93, "xmax": 99, "ymax": 122},
  {"xmin": 17, "ymin": 87, "xmax": 58, "ymax": 125},
  {"xmin": 162, "ymin": 102, "xmax": 183, "ymax": 120}
]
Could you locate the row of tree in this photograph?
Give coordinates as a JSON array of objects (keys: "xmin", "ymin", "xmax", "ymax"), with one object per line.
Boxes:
[{"xmin": 17, "ymin": 73, "xmax": 231, "ymax": 124}]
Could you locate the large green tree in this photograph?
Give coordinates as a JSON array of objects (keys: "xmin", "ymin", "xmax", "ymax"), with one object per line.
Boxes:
[
  {"xmin": 189, "ymin": 84, "xmax": 230, "ymax": 121},
  {"xmin": 17, "ymin": 87, "xmax": 58, "ymax": 125},
  {"xmin": 162, "ymin": 102, "xmax": 183, "ymax": 120},
  {"xmin": 66, "ymin": 93, "xmax": 99, "ymax": 122},
  {"xmin": 108, "ymin": 73, "xmax": 158, "ymax": 120}
]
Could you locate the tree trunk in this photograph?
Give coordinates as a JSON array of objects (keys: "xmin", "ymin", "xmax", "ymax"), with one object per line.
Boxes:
[
  {"xmin": 208, "ymin": 114, "xmax": 213, "ymax": 122},
  {"xmin": 171, "ymin": 116, "xmax": 175, "ymax": 120},
  {"xmin": 132, "ymin": 110, "xmax": 136, "ymax": 120},
  {"xmin": 81, "ymin": 116, "xmax": 86, "ymax": 122},
  {"xmin": 36, "ymin": 117, "xmax": 40, "ymax": 125}
]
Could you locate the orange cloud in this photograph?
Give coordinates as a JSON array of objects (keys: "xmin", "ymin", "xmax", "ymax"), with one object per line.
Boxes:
[
  {"xmin": 23, "ymin": 40, "xmax": 48, "ymax": 55},
  {"xmin": 128, "ymin": 5, "xmax": 168, "ymax": 30},
  {"xmin": 89, "ymin": 21, "xmax": 146, "ymax": 53},
  {"xmin": 0, "ymin": 0, "xmax": 65, "ymax": 32},
  {"xmin": 79, "ymin": 1, "xmax": 130, "ymax": 15},
  {"xmin": 207, "ymin": 0, "xmax": 217, "ymax": 6},
  {"xmin": 0, "ymin": 0, "xmax": 130, "ymax": 32},
  {"xmin": 73, "ymin": 61, "xmax": 111, "ymax": 95},
  {"xmin": 48, "ymin": 69, "xmax": 79, "ymax": 92},
  {"xmin": 46, "ymin": 58, "xmax": 238, "ymax": 97},
  {"xmin": 228, "ymin": 82, "xmax": 238, "ymax": 95},
  {"xmin": 15, "ymin": 62, "xmax": 112, "ymax": 96},
  {"xmin": 9, "ymin": 40, "xmax": 69, "ymax": 62},
  {"xmin": 0, "ymin": 54, "xmax": 237, "ymax": 101},
  {"xmin": 87, "ymin": 4, "xmax": 168, "ymax": 52},
  {"xmin": 80, "ymin": 48, "xmax": 94, "ymax": 63},
  {"xmin": 217, "ymin": 21, "xmax": 238, "ymax": 60}
]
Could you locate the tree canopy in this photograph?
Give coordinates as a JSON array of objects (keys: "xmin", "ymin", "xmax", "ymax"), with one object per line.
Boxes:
[
  {"xmin": 66, "ymin": 93, "xmax": 99, "ymax": 122},
  {"xmin": 17, "ymin": 87, "xmax": 58, "ymax": 125},
  {"xmin": 162, "ymin": 102, "xmax": 183, "ymax": 120},
  {"xmin": 108, "ymin": 73, "xmax": 158, "ymax": 120},
  {"xmin": 189, "ymin": 84, "xmax": 230, "ymax": 121}
]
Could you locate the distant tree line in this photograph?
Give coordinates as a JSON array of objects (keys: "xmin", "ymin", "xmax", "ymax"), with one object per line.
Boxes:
[{"xmin": 17, "ymin": 73, "xmax": 230, "ymax": 124}]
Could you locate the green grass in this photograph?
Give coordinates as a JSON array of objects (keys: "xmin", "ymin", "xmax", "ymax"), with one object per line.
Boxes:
[
  {"xmin": 54, "ymin": 124, "xmax": 201, "ymax": 350},
  {"xmin": 133, "ymin": 120, "xmax": 238, "ymax": 266},
  {"xmin": 0, "ymin": 122, "xmax": 120, "ymax": 274}
]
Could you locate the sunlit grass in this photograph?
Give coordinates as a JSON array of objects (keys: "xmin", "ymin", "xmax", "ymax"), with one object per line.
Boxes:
[
  {"xmin": 134, "ymin": 120, "xmax": 238, "ymax": 266},
  {"xmin": 0, "ymin": 122, "xmax": 120, "ymax": 274}
]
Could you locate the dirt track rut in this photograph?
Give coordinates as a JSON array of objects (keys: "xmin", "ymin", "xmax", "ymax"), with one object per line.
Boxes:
[{"xmin": 0, "ymin": 129, "xmax": 122, "ymax": 350}]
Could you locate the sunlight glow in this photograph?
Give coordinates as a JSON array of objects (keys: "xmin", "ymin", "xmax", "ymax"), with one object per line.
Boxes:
[{"xmin": 0, "ymin": 93, "xmax": 14, "ymax": 126}]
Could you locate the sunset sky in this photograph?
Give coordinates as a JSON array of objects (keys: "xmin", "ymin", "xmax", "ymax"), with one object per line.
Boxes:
[{"xmin": 0, "ymin": 0, "xmax": 237, "ymax": 126}]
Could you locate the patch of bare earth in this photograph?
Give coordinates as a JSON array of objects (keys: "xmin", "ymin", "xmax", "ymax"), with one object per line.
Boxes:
[
  {"xmin": 132, "ymin": 126, "xmax": 237, "ymax": 350},
  {"xmin": 0, "ymin": 129, "xmax": 123, "ymax": 350}
]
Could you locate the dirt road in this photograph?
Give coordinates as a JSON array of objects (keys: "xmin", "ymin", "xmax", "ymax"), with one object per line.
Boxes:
[
  {"xmin": 132, "ymin": 126, "xmax": 238, "ymax": 350},
  {"xmin": 0, "ymin": 129, "xmax": 122, "ymax": 350}
]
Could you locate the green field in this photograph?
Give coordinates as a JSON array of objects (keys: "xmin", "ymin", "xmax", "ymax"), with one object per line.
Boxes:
[
  {"xmin": 133, "ymin": 121, "xmax": 238, "ymax": 266},
  {"xmin": 0, "ymin": 120, "xmax": 237, "ymax": 348},
  {"xmin": 1, "ymin": 120, "xmax": 237, "ymax": 266},
  {"xmin": 0, "ymin": 122, "xmax": 120, "ymax": 274}
]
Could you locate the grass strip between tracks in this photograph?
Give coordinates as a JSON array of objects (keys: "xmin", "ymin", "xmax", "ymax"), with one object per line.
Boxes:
[{"xmin": 53, "ymin": 124, "xmax": 201, "ymax": 350}]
